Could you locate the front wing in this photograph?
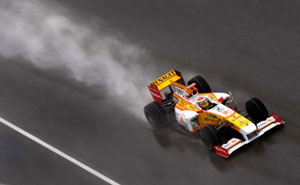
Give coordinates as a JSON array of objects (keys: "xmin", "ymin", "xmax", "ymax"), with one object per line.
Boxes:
[{"xmin": 214, "ymin": 113, "xmax": 285, "ymax": 158}]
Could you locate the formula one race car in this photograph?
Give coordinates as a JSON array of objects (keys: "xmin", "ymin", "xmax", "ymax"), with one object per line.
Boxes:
[{"xmin": 144, "ymin": 69, "xmax": 284, "ymax": 158}]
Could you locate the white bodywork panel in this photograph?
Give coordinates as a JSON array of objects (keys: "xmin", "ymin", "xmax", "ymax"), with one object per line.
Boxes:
[
  {"xmin": 175, "ymin": 108, "xmax": 199, "ymax": 131},
  {"xmin": 173, "ymin": 92, "xmax": 232, "ymax": 131},
  {"xmin": 215, "ymin": 116, "xmax": 284, "ymax": 158},
  {"xmin": 213, "ymin": 93, "xmax": 230, "ymax": 101},
  {"xmin": 208, "ymin": 103, "xmax": 235, "ymax": 117}
]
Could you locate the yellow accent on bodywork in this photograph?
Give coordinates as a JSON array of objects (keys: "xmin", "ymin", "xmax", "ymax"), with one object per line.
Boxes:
[
  {"xmin": 225, "ymin": 113, "xmax": 252, "ymax": 131},
  {"xmin": 197, "ymin": 112, "xmax": 220, "ymax": 127},
  {"xmin": 151, "ymin": 69, "xmax": 182, "ymax": 90},
  {"xmin": 174, "ymin": 94, "xmax": 199, "ymax": 111},
  {"xmin": 173, "ymin": 88, "xmax": 251, "ymax": 132},
  {"xmin": 196, "ymin": 111, "xmax": 251, "ymax": 131}
]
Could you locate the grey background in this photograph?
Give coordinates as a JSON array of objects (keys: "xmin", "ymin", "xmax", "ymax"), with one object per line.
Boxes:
[{"xmin": 0, "ymin": 0, "xmax": 300, "ymax": 185}]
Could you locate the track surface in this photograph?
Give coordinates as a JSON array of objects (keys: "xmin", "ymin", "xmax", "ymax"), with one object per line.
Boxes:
[{"xmin": 1, "ymin": 0, "xmax": 300, "ymax": 184}]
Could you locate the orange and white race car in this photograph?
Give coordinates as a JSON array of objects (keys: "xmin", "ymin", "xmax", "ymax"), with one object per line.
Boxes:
[{"xmin": 144, "ymin": 69, "xmax": 285, "ymax": 158}]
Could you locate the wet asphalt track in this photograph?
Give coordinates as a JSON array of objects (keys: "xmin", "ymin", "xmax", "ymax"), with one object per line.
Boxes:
[{"xmin": 1, "ymin": 0, "xmax": 300, "ymax": 184}]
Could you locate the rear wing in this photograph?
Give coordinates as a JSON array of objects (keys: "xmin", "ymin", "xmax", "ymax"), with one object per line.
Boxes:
[{"xmin": 148, "ymin": 69, "xmax": 185, "ymax": 104}]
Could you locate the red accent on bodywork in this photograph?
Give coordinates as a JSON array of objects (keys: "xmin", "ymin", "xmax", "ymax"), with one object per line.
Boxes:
[
  {"xmin": 148, "ymin": 84, "xmax": 162, "ymax": 104},
  {"xmin": 218, "ymin": 97, "xmax": 224, "ymax": 102},
  {"xmin": 231, "ymin": 104, "xmax": 238, "ymax": 110},
  {"xmin": 214, "ymin": 146, "xmax": 229, "ymax": 158},
  {"xmin": 271, "ymin": 112, "xmax": 284, "ymax": 124},
  {"xmin": 197, "ymin": 110, "xmax": 204, "ymax": 113}
]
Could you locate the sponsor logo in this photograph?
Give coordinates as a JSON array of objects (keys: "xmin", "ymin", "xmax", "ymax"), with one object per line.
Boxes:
[
  {"xmin": 174, "ymin": 87, "xmax": 185, "ymax": 98},
  {"xmin": 232, "ymin": 114, "xmax": 241, "ymax": 121},
  {"xmin": 223, "ymin": 143, "xmax": 231, "ymax": 149},
  {"xmin": 151, "ymin": 70, "xmax": 177, "ymax": 86},
  {"xmin": 238, "ymin": 120, "xmax": 249, "ymax": 126},
  {"xmin": 222, "ymin": 109, "xmax": 233, "ymax": 116},
  {"xmin": 223, "ymin": 139, "xmax": 240, "ymax": 149},
  {"xmin": 214, "ymin": 106, "xmax": 225, "ymax": 112},
  {"xmin": 213, "ymin": 106, "xmax": 233, "ymax": 116},
  {"xmin": 231, "ymin": 138, "xmax": 239, "ymax": 143},
  {"xmin": 215, "ymin": 146, "xmax": 227, "ymax": 153},
  {"xmin": 150, "ymin": 91, "xmax": 162, "ymax": 99},
  {"xmin": 179, "ymin": 113, "xmax": 185, "ymax": 124},
  {"xmin": 178, "ymin": 99, "xmax": 198, "ymax": 111},
  {"xmin": 148, "ymin": 87, "xmax": 160, "ymax": 93},
  {"xmin": 204, "ymin": 118, "xmax": 218, "ymax": 122},
  {"xmin": 180, "ymin": 99, "xmax": 187, "ymax": 106},
  {"xmin": 257, "ymin": 121, "xmax": 267, "ymax": 128},
  {"xmin": 208, "ymin": 114, "xmax": 217, "ymax": 119}
]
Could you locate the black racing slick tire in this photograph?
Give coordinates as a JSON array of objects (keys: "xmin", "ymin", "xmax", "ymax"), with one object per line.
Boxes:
[
  {"xmin": 200, "ymin": 125, "xmax": 221, "ymax": 151},
  {"xmin": 246, "ymin": 97, "xmax": 269, "ymax": 123},
  {"xmin": 188, "ymin": 75, "xmax": 212, "ymax": 93},
  {"xmin": 144, "ymin": 101, "xmax": 167, "ymax": 129}
]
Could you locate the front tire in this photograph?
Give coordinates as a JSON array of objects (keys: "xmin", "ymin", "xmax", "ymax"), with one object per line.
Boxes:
[
  {"xmin": 246, "ymin": 97, "xmax": 269, "ymax": 123},
  {"xmin": 200, "ymin": 125, "xmax": 221, "ymax": 150},
  {"xmin": 144, "ymin": 101, "xmax": 167, "ymax": 128},
  {"xmin": 188, "ymin": 75, "xmax": 212, "ymax": 93}
]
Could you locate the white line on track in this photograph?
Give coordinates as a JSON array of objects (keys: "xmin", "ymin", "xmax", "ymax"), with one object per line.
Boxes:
[{"xmin": 0, "ymin": 117, "xmax": 120, "ymax": 185}]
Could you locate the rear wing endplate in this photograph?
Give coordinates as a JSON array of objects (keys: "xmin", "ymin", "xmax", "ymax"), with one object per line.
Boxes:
[{"xmin": 148, "ymin": 69, "xmax": 184, "ymax": 104}]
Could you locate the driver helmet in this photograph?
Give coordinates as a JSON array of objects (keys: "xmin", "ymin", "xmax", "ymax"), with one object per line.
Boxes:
[{"xmin": 197, "ymin": 96, "xmax": 209, "ymax": 109}]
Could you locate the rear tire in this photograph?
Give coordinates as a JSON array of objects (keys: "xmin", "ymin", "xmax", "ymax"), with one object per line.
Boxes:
[
  {"xmin": 200, "ymin": 125, "xmax": 221, "ymax": 150},
  {"xmin": 144, "ymin": 101, "xmax": 167, "ymax": 128},
  {"xmin": 246, "ymin": 97, "xmax": 269, "ymax": 123},
  {"xmin": 188, "ymin": 75, "xmax": 212, "ymax": 93}
]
